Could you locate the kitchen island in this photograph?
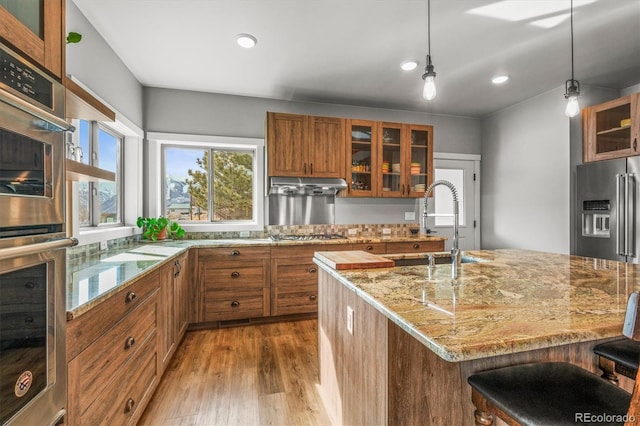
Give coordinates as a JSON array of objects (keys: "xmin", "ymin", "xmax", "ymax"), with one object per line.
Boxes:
[{"xmin": 314, "ymin": 249, "xmax": 640, "ymax": 426}]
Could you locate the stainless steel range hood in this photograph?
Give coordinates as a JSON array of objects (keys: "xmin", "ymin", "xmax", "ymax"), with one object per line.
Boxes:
[
  {"xmin": 268, "ymin": 177, "xmax": 347, "ymax": 196},
  {"xmin": 268, "ymin": 177, "xmax": 347, "ymax": 225}
]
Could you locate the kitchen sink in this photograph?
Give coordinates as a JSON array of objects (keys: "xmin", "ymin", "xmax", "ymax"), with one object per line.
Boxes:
[{"xmin": 393, "ymin": 255, "xmax": 481, "ymax": 267}]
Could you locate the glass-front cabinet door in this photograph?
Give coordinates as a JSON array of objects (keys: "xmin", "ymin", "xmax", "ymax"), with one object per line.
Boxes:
[
  {"xmin": 381, "ymin": 122, "xmax": 403, "ymax": 197},
  {"xmin": 0, "ymin": 0, "xmax": 63, "ymax": 78},
  {"xmin": 407, "ymin": 124, "xmax": 433, "ymax": 197},
  {"xmin": 347, "ymin": 120, "xmax": 377, "ymax": 197}
]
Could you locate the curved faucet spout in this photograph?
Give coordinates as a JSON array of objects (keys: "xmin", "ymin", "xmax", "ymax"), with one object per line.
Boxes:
[{"xmin": 423, "ymin": 180, "xmax": 461, "ymax": 277}]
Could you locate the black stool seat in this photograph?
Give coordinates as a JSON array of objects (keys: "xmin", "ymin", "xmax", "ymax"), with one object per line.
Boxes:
[
  {"xmin": 468, "ymin": 362, "xmax": 631, "ymax": 426},
  {"xmin": 594, "ymin": 338, "xmax": 640, "ymax": 378}
]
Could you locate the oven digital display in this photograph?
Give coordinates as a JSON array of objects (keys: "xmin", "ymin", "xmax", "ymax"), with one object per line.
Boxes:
[{"xmin": 0, "ymin": 49, "xmax": 53, "ymax": 110}]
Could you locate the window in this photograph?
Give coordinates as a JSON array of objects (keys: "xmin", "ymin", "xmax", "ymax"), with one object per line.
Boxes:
[
  {"xmin": 75, "ymin": 120, "xmax": 123, "ymax": 227},
  {"xmin": 162, "ymin": 145, "xmax": 256, "ymax": 223}
]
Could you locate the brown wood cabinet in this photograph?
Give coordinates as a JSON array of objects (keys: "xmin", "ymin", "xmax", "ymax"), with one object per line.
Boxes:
[
  {"xmin": 345, "ymin": 120, "xmax": 433, "ymax": 198},
  {"xmin": 174, "ymin": 252, "xmax": 189, "ymax": 340},
  {"xmin": 270, "ymin": 244, "xmax": 352, "ymax": 316},
  {"xmin": 0, "ymin": 0, "xmax": 64, "ymax": 78},
  {"xmin": 583, "ymin": 93, "xmax": 640, "ymax": 162},
  {"xmin": 197, "ymin": 247, "xmax": 270, "ymax": 322},
  {"xmin": 66, "ymin": 271, "xmax": 160, "ymax": 425},
  {"xmin": 267, "ymin": 112, "xmax": 345, "ymax": 178}
]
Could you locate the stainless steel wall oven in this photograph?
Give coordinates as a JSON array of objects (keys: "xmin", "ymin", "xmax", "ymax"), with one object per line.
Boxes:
[{"xmin": 0, "ymin": 42, "xmax": 76, "ymax": 426}]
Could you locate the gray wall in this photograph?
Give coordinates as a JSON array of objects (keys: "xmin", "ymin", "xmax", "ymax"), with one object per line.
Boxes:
[
  {"xmin": 66, "ymin": 0, "xmax": 144, "ymax": 128},
  {"xmin": 144, "ymin": 87, "xmax": 481, "ymax": 225},
  {"xmin": 481, "ymin": 86, "xmax": 570, "ymax": 253}
]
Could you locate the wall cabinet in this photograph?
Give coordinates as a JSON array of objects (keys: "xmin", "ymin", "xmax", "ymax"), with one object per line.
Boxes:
[
  {"xmin": 0, "ymin": 0, "xmax": 64, "ymax": 78},
  {"xmin": 583, "ymin": 93, "xmax": 640, "ymax": 162},
  {"xmin": 346, "ymin": 120, "xmax": 433, "ymax": 198},
  {"xmin": 66, "ymin": 271, "xmax": 160, "ymax": 425},
  {"xmin": 267, "ymin": 112, "xmax": 345, "ymax": 178}
]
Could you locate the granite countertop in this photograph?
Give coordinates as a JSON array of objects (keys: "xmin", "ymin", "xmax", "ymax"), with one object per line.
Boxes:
[
  {"xmin": 313, "ymin": 249, "xmax": 640, "ymax": 362},
  {"xmin": 66, "ymin": 235, "xmax": 445, "ymax": 320}
]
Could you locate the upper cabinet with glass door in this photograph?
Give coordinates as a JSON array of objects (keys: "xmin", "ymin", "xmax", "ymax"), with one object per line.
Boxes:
[
  {"xmin": 407, "ymin": 124, "xmax": 433, "ymax": 197},
  {"xmin": 0, "ymin": 0, "xmax": 64, "ymax": 78},
  {"xmin": 380, "ymin": 123, "xmax": 404, "ymax": 197},
  {"xmin": 346, "ymin": 120, "xmax": 377, "ymax": 197},
  {"xmin": 583, "ymin": 93, "xmax": 640, "ymax": 163}
]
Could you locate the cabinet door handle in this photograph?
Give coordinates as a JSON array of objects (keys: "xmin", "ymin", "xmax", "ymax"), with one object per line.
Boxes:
[
  {"xmin": 230, "ymin": 249, "xmax": 240, "ymax": 256},
  {"xmin": 124, "ymin": 336, "xmax": 136, "ymax": 350},
  {"xmin": 413, "ymin": 243, "xmax": 420, "ymax": 249},
  {"xmin": 634, "ymin": 138, "xmax": 638, "ymax": 151},
  {"xmin": 309, "ymin": 294, "xmax": 317, "ymax": 301},
  {"xmin": 125, "ymin": 291, "xmax": 137, "ymax": 303},
  {"xmin": 231, "ymin": 271, "xmax": 240, "ymax": 278},
  {"xmin": 124, "ymin": 398, "xmax": 135, "ymax": 414},
  {"xmin": 310, "ymin": 163, "xmax": 313, "ymax": 175},
  {"xmin": 231, "ymin": 300, "xmax": 240, "ymax": 307},
  {"xmin": 366, "ymin": 245, "xmax": 373, "ymax": 250},
  {"xmin": 402, "ymin": 184, "xmax": 405, "ymax": 195},
  {"xmin": 307, "ymin": 267, "xmax": 317, "ymax": 273},
  {"xmin": 304, "ymin": 163, "xmax": 307, "ymax": 174}
]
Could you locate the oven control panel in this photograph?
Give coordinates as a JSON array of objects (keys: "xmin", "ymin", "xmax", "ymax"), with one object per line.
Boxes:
[{"xmin": 0, "ymin": 46, "xmax": 53, "ymax": 110}]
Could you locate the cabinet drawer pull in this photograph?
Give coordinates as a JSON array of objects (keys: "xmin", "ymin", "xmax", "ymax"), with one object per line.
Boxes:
[
  {"xmin": 366, "ymin": 245, "xmax": 373, "ymax": 250},
  {"xmin": 124, "ymin": 398, "xmax": 135, "ymax": 414},
  {"xmin": 231, "ymin": 271, "xmax": 240, "ymax": 278},
  {"xmin": 307, "ymin": 267, "xmax": 317, "ymax": 273},
  {"xmin": 25, "ymin": 281, "xmax": 35, "ymax": 289},
  {"xmin": 25, "ymin": 316, "xmax": 34, "ymax": 323},
  {"xmin": 231, "ymin": 300, "xmax": 240, "ymax": 308},
  {"xmin": 124, "ymin": 336, "xmax": 136, "ymax": 350},
  {"xmin": 230, "ymin": 249, "xmax": 240, "ymax": 256},
  {"xmin": 309, "ymin": 294, "xmax": 317, "ymax": 301},
  {"xmin": 125, "ymin": 291, "xmax": 137, "ymax": 303},
  {"xmin": 413, "ymin": 243, "xmax": 420, "ymax": 249}
]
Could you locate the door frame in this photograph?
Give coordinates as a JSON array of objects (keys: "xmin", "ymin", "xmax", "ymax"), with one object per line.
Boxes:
[{"xmin": 433, "ymin": 152, "xmax": 481, "ymax": 250}]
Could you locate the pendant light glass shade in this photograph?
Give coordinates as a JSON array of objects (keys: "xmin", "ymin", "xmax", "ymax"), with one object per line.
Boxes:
[
  {"xmin": 422, "ymin": 0, "xmax": 436, "ymax": 101},
  {"xmin": 564, "ymin": 0, "xmax": 580, "ymax": 117}
]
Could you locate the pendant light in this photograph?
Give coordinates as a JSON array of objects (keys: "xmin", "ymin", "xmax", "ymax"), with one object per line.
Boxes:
[
  {"xmin": 422, "ymin": 0, "xmax": 436, "ymax": 101},
  {"xmin": 564, "ymin": 0, "xmax": 580, "ymax": 117}
]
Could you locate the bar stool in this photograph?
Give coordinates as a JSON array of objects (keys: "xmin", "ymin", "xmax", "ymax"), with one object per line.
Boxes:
[
  {"xmin": 593, "ymin": 338, "xmax": 640, "ymax": 384},
  {"xmin": 467, "ymin": 292, "xmax": 640, "ymax": 426}
]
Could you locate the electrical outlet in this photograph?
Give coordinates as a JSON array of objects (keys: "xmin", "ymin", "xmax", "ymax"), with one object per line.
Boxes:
[
  {"xmin": 100, "ymin": 240, "xmax": 108, "ymax": 250},
  {"xmin": 346, "ymin": 306, "xmax": 354, "ymax": 335},
  {"xmin": 382, "ymin": 228, "xmax": 391, "ymax": 235},
  {"xmin": 348, "ymin": 228, "xmax": 358, "ymax": 235},
  {"xmin": 405, "ymin": 211, "xmax": 416, "ymax": 221},
  {"xmin": 239, "ymin": 231, "xmax": 250, "ymax": 238}
]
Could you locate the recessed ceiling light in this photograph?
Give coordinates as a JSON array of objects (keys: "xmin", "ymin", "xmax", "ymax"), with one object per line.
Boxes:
[
  {"xmin": 401, "ymin": 60, "xmax": 419, "ymax": 71},
  {"xmin": 492, "ymin": 75, "xmax": 509, "ymax": 84},
  {"xmin": 236, "ymin": 33, "xmax": 257, "ymax": 48}
]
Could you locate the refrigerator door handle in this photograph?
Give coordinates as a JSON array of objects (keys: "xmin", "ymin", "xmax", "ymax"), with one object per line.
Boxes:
[
  {"xmin": 627, "ymin": 173, "xmax": 636, "ymax": 257},
  {"xmin": 617, "ymin": 173, "xmax": 626, "ymax": 256}
]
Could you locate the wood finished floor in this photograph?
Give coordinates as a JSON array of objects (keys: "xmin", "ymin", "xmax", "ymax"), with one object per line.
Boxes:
[{"xmin": 139, "ymin": 319, "xmax": 331, "ymax": 426}]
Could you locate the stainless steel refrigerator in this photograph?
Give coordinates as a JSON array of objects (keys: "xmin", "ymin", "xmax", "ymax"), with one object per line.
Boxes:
[{"xmin": 576, "ymin": 156, "xmax": 640, "ymax": 263}]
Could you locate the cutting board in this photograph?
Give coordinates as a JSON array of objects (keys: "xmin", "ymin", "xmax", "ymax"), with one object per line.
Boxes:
[{"xmin": 314, "ymin": 250, "xmax": 395, "ymax": 270}]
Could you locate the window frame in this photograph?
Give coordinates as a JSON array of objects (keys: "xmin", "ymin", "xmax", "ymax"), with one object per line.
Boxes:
[{"xmin": 149, "ymin": 133, "xmax": 265, "ymax": 232}]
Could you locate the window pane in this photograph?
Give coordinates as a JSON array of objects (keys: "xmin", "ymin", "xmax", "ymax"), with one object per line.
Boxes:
[
  {"xmin": 78, "ymin": 182, "xmax": 90, "ymax": 227},
  {"xmin": 78, "ymin": 120, "xmax": 90, "ymax": 165},
  {"xmin": 98, "ymin": 181, "xmax": 119, "ymax": 224},
  {"xmin": 164, "ymin": 147, "xmax": 209, "ymax": 221},
  {"xmin": 212, "ymin": 150, "xmax": 253, "ymax": 221},
  {"xmin": 97, "ymin": 128, "xmax": 118, "ymax": 172}
]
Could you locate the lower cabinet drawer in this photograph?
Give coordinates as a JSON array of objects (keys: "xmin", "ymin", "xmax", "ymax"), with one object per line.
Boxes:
[
  {"xmin": 351, "ymin": 243, "xmax": 386, "ymax": 254},
  {"xmin": 79, "ymin": 334, "xmax": 158, "ymax": 425},
  {"xmin": 203, "ymin": 266, "xmax": 267, "ymax": 289},
  {"xmin": 385, "ymin": 241, "xmax": 444, "ymax": 253},
  {"xmin": 273, "ymin": 287, "xmax": 318, "ymax": 316},
  {"xmin": 204, "ymin": 288, "xmax": 268, "ymax": 321},
  {"xmin": 68, "ymin": 293, "xmax": 157, "ymax": 420}
]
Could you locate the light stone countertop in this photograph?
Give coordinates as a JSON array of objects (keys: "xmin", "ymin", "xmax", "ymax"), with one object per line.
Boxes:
[
  {"xmin": 66, "ymin": 235, "xmax": 445, "ymax": 320},
  {"xmin": 313, "ymin": 249, "xmax": 640, "ymax": 362}
]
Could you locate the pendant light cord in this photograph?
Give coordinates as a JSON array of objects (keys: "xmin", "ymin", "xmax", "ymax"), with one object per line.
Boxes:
[
  {"xmin": 427, "ymin": 0, "xmax": 431, "ymax": 56},
  {"xmin": 570, "ymin": 0, "xmax": 574, "ymax": 81}
]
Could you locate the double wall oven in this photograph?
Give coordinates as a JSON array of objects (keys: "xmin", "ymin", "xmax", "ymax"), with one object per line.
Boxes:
[{"xmin": 0, "ymin": 42, "xmax": 76, "ymax": 425}]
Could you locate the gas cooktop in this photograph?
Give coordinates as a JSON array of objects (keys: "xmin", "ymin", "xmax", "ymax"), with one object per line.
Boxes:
[{"xmin": 269, "ymin": 233, "xmax": 347, "ymax": 241}]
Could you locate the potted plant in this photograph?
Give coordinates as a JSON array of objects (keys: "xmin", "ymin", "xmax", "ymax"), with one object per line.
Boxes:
[{"xmin": 136, "ymin": 216, "xmax": 185, "ymax": 241}]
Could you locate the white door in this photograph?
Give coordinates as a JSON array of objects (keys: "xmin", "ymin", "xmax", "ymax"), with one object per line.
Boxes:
[{"xmin": 425, "ymin": 156, "xmax": 480, "ymax": 250}]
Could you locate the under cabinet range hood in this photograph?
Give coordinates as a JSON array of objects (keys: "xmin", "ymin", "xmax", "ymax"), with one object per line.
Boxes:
[
  {"xmin": 268, "ymin": 177, "xmax": 347, "ymax": 225},
  {"xmin": 268, "ymin": 177, "xmax": 347, "ymax": 196}
]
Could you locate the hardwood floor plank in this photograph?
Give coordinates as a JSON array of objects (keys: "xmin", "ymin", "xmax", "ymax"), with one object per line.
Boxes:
[{"xmin": 139, "ymin": 319, "xmax": 329, "ymax": 425}]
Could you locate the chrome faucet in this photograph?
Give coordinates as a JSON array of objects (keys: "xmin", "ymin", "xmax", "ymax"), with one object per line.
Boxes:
[{"xmin": 423, "ymin": 180, "xmax": 461, "ymax": 278}]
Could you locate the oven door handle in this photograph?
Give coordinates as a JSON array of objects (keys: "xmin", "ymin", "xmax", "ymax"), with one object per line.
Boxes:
[
  {"xmin": 0, "ymin": 237, "xmax": 78, "ymax": 260},
  {"xmin": 0, "ymin": 90, "xmax": 73, "ymax": 132}
]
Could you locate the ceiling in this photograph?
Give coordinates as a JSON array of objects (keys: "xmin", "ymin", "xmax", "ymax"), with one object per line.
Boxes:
[{"xmin": 72, "ymin": 0, "xmax": 640, "ymax": 118}]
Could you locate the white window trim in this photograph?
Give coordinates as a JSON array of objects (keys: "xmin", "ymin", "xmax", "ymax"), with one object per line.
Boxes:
[{"xmin": 147, "ymin": 132, "xmax": 265, "ymax": 232}]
